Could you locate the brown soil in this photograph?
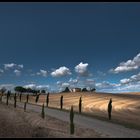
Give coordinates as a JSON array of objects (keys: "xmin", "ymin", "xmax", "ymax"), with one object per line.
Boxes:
[{"xmin": 0, "ymin": 103, "xmax": 101, "ymax": 138}]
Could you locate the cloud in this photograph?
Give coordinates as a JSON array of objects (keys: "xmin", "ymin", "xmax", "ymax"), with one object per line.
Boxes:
[
  {"xmin": 0, "ymin": 69, "xmax": 4, "ymax": 75},
  {"xmin": 36, "ymin": 85, "xmax": 50, "ymax": 90},
  {"xmin": 57, "ymin": 82, "xmax": 70, "ymax": 92},
  {"xmin": 114, "ymin": 82, "xmax": 140, "ymax": 93},
  {"xmin": 37, "ymin": 69, "xmax": 48, "ymax": 77},
  {"xmin": 14, "ymin": 69, "xmax": 21, "ymax": 76},
  {"xmin": 120, "ymin": 78, "xmax": 131, "ymax": 84},
  {"xmin": 95, "ymin": 76, "xmax": 140, "ymax": 93},
  {"xmin": 51, "ymin": 66, "xmax": 71, "ymax": 77},
  {"xmin": 18, "ymin": 64, "xmax": 24, "ymax": 69},
  {"xmin": 97, "ymin": 71, "xmax": 106, "ymax": 76},
  {"xmin": 0, "ymin": 84, "xmax": 15, "ymax": 91},
  {"xmin": 4, "ymin": 63, "xmax": 24, "ymax": 70},
  {"xmin": 56, "ymin": 81, "xmax": 62, "ymax": 85},
  {"xmin": 61, "ymin": 82, "xmax": 70, "ymax": 88},
  {"xmin": 83, "ymin": 79, "xmax": 95, "ymax": 89},
  {"xmin": 110, "ymin": 53, "xmax": 140, "ymax": 73},
  {"xmin": 24, "ymin": 84, "xmax": 49, "ymax": 90},
  {"xmin": 57, "ymin": 77, "xmax": 95, "ymax": 91},
  {"xmin": 24, "ymin": 84, "xmax": 36, "ymax": 89},
  {"xmin": 75, "ymin": 62, "xmax": 89, "ymax": 76},
  {"xmin": 69, "ymin": 78, "xmax": 78, "ymax": 84},
  {"xmin": 120, "ymin": 72, "xmax": 140, "ymax": 84},
  {"xmin": 95, "ymin": 81, "xmax": 119, "ymax": 89}
]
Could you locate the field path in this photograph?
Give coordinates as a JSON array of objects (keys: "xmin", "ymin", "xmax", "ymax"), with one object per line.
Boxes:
[{"xmin": 13, "ymin": 101, "xmax": 140, "ymax": 138}]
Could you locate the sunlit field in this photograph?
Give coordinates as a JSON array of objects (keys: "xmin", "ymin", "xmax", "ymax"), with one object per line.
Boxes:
[{"xmin": 16, "ymin": 92, "xmax": 140, "ymax": 129}]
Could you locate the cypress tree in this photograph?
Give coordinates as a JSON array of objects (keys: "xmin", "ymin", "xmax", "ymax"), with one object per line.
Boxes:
[
  {"xmin": 70, "ymin": 106, "xmax": 74, "ymax": 135},
  {"xmin": 79, "ymin": 96, "xmax": 82, "ymax": 114},
  {"xmin": 19, "ymin": 93, "xmax": 22, "ymax": 102},
  {"xmin": 108, "ymin": 98, "xmax": 112, "ymax": 120},
  {"xmin": 46, "ymin": 93, "xmax": 49, "ymax": 107},
  {"xmin": 0, "ymin": 94, "xmax": 2, "ymax": 102},
  {"xmin": 6, "ymin": 91, "xmax": 9, "ymax": 105},
  {"xmin": 14, "ymin": 93, "xmax": 17, "ymax": 108},
  {"xmin": 60, "ymin": 95, "xmax": 63, "ymax": 109},
  {"xmin": 24, "ymin": 102, "xmax": 27, "ymax": 112},
  {"xmin": 35, "ymin": 94, "xmax": 40, "ymax": 103},
  {"xmin": 26, "ymin": 94, "xmax": 29, "ymax": 103},
  {"xmin": 41, "ymin": 103, "xmax": 45, "ymax": 119}
]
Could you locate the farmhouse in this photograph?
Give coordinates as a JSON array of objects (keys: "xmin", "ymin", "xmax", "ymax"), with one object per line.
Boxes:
[{"xmin": 71, "ymin": 88, "xmax": 81, "ymax": 92}]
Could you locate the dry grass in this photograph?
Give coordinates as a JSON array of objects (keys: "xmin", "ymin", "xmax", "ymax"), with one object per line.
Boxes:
[
  {"xmin": 0, "ymin": 102, "xmax": 101, "ymax": 138},
  {"xmin": 20, "ymin": 92, "xmax": 140, "ymax": 129}
]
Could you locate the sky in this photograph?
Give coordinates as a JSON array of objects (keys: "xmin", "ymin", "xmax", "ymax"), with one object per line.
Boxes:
[{"xmin": 0, "ymin": 2, "xmax": 140, "ymax": 93}]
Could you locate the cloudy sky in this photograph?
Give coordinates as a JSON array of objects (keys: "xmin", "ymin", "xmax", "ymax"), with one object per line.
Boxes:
[{"xmin": 0, "ymin": 2, "xmax": 140, "ymax": 93}]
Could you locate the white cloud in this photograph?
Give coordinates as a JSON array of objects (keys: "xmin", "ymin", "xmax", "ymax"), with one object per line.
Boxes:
[
  {"xmin": 14, "ymin": 69, "xmax": 21, "ymax": 76},
  {"xmin": 120, "ymin": 78, "xmax": 131, "ymax": 84},
  {"xmin": 97, "ymin": 71, "xmax": 106, "ymax": 76},
  {"xmin": 110, "ymin": 53, "xmax": 140, "ymax": 73},
  {"xmin": 4, "ymin": 63, "xmax": 24, "ymax": 70},
  {"xmin": 115, "ymin": 82, "xmax": 140, "ymax": 92},
  {"xmin": 0, "ymin": 69, "xmax": 4, "ymax": 75},
  {"xmin": 95, "ymin": 81, "xmax": 119, "ymax": 89},
  {"xmin": 36, "ymin": 85, "xmax": 50, "ymax": 90},
  {"xmin": 69, "ymin": 78, "xmax": 78, "ymax": 84},
  {"xmin": 0, "ymin": 69, "xmax": 4, "ymax": 73},
  {"xmin": 18, "ymin": 64, "xmax": 24, "ymax": 69},
  {"xmin": 75, "ymin": 62, "xmax": 89, "ymax": 76},
  {"xmin": 24, "ymin": 84, "xmax": 49, "ymax": 90},
  {"xmin": 0, "ymin": 84, "xmax": 15, "ymax": 91},
  {"xmin": 95, "ymin": 77, "xmax": 140, "ymax": 93},
  {"xmin": 84, "ymin": 79, "xmax": 95, "ymax": 89},
  {"xmin": 51, "ymin": 66, "xmax": 71, "ymax": 77},
  {"xmin": 24, "ymin": 84, "xmax": 36, "ymax": 89},
  {"xmin": 37, "ymin": 69, "xmax": 48, "ymax": 77},
  {"xmin": 120, "ymin": 72, "xmax": 140, "ymax": 85},
  {"xmin": 56, "ymin": 81, "xmax": 62, "ymax": 85},
  {"xmin": 62, "ymin": 82, "xmax": 70, "ymax": 88}
]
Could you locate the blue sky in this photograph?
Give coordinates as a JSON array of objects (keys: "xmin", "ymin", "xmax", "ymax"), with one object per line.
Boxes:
[{"xmin": 0, "ymin": 2, "xmax": 140, "ymax": 93}]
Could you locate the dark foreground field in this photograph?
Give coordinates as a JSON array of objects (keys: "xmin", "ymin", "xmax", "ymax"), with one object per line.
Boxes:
[{"xmin": 0, "ymin": 103, "xmax": 101, "ymax": 138}]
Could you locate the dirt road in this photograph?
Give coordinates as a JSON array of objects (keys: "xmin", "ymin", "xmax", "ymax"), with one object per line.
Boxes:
[{"xmin": 11, "ymin": 100, "xmax": 140, "ymax": 138}]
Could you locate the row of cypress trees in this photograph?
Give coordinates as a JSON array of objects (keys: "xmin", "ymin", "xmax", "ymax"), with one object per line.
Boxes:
[{"xmin": 2, "ymin": 91, "xmax": 82, "ymax": 135}]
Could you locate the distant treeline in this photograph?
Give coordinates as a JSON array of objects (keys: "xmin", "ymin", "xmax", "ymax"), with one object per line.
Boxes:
[{"xmin": 0, "ymin": 86, "xmax": 46, "ymax": 95}]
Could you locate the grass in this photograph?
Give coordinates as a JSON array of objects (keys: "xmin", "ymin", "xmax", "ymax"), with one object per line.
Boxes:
[
  {"xmin": 1, "ymin": 95, "xmax": 140, "ymax": 131},
  {"xmin": 44, "ymin": 106, "xmax": 140, "ymax": 130}
]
